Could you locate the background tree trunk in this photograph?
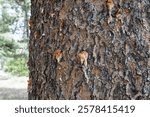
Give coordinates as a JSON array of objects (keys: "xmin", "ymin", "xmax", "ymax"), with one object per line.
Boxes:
[{"xmin": 28, "ymin": 0, "xmax": 150, "ymax": 100}]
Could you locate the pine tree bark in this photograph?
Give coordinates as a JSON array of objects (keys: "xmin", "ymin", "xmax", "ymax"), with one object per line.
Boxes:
[{"xmin": 28, "ymin": 0, "xmax": 150, "ymax": 100}]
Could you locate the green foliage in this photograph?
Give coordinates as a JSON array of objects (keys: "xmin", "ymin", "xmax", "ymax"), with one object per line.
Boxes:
[
  {"xmin": 5, "ymin": 57, "xmax": 28, "ymax": 76},
  {"xmin": 0, "ymin": 0, "xmax": 30, "ymax": 76},
  {"xmin": 0, "ymin": 3, "xmax": 18, "ymax": 33},
  {"xmin": 0, "ymin": 36, "xmax": 19, "ymax": 57},
  {"xmin": 0, "ymin": 36, "xmax": 29, "ymax": 76}
]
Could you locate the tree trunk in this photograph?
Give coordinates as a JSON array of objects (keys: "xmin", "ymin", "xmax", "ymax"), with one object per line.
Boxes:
[{"xmin": 28, "ymin": 0, "xmax": 150, "ymax": 100}]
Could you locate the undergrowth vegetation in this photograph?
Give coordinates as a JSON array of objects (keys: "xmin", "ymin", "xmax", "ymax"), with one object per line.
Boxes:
[{"xmin": 0, "ymin": 36, "xmax": 28, "ymax": 76}]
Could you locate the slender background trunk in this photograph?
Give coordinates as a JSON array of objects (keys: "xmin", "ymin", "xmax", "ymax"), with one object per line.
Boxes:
[{"xmin": 28, "ymin": 0, "xmax": 150, "ymax": 100}]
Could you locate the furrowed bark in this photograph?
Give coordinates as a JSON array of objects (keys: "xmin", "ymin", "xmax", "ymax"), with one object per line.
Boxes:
[{"xmin": 28, "ymin": 0, "xmax": 150, "ymax": 100}]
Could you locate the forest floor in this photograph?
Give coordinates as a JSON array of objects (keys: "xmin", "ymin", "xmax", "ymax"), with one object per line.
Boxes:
[{"xmin": 0, "ymin": 70, "xmax": 28, "ymax": 100}]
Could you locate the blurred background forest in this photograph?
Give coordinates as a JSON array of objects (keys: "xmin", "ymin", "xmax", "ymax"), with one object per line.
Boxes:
[{"xmin": 0, "ymin": 0, "xmax": 30, "ymax": 76}]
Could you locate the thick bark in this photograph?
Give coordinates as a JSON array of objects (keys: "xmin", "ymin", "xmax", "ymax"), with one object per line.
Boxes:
[{"xmin": 28, "ymin": 0, "xmax": 150, "ymax": 100}]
